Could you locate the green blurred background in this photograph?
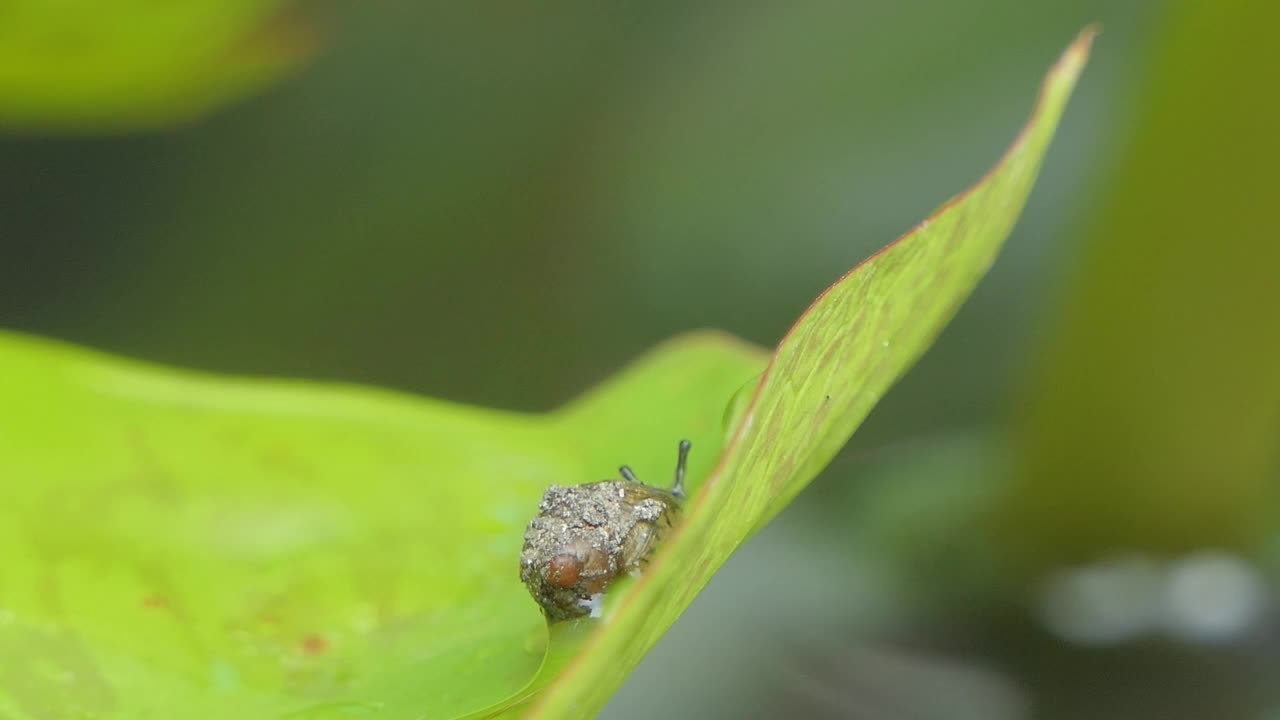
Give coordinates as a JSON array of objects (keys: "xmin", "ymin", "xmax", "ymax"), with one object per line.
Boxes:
[{"xmin": 4, "ymin": 1, "xmax": 1278, "ymax": 718}]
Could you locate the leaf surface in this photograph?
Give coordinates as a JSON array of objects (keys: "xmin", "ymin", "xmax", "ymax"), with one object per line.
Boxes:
[{"xmin": 0, "ymin": 331, "xmax": 764, "ymax": 719}]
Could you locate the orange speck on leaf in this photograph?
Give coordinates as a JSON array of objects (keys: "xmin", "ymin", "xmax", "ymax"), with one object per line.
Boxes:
[{"xmin": 301, "ymin": 634, "xmax": 328, "ymax": 655}]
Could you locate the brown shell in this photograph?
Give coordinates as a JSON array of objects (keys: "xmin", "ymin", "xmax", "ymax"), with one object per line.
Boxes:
[
  {"xmin": 547, "ymin": 553, "xmax": 580, "ymax": 587},
  {"xmin": 519, "ymin": 479, "xmax": 681, "ymax": 621}
]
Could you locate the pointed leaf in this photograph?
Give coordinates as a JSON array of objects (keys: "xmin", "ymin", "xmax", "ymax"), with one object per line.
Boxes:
[{"xmin": 523, "ymin": 28, "xmax": 1094, "ymax": 719}]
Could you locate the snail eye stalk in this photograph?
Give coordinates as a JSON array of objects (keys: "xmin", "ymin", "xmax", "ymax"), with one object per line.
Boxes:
[
  {"xmin": 672, "ymin": 439, "xmax": 691, "ymax": 499},
  {"xmin": 618, "ymin": 465, "xmax": 640, "ymax": 484}
]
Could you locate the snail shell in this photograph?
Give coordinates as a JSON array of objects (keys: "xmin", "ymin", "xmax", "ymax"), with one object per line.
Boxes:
[{"xmin": 519, "ymin": 443, "xmax": 689, "ymax": 621}]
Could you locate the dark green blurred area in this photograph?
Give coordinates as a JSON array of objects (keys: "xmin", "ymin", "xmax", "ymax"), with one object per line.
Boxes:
[
  {"xmin": 5, "ymin": 1, "xmax": 1279, "ymax": 718},
  {"xmin": 0, "ymin": 0, "xmax": 1128, "ymax": 423}
]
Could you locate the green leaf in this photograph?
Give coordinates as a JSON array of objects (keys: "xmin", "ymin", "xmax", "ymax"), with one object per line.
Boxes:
[
  {"xmin": 520, "ymin": 28, "xmax": 1095, "ymax": 720},
  {"xmin": 0, "ymin": 0, "xmax": 312, "ymax": 132},
  {"xmin": 0, "ymin": 28, "xmax": 1092, "ymax": 720},
  {"xmin": 0, "ymin": 330, "xmax": 765, "ymax": 719}
]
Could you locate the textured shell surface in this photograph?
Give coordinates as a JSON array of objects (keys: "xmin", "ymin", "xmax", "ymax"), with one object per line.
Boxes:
[{"xmin": 520, "ymin": 479, "xmax": 680, "ymax": 621}]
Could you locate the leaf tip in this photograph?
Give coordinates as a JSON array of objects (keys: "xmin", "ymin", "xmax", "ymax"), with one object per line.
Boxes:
[{"xmin": 1059, "ymin": 25, "xmax": 1100, "ymax": 77}]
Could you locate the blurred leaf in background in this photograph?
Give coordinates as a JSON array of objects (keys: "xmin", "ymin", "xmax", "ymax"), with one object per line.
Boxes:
[
  {"xmin": 0, "ymin": 0, "xmax": 314, "ymax": 131},
  {"xmin": 1003, "ymin": 0, "xmax": 1280, "ymax": 568}
]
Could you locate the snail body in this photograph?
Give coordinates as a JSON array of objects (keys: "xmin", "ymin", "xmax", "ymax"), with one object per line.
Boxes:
[{"xmin": 519, "ymin": 441, "xmax": 690, "ymax": 621}]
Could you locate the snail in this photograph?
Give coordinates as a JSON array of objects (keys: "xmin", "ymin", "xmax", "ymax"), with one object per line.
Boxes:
[{"xmin": 519, "ymin": 440, "xmax": 691, "ymax": 621}]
